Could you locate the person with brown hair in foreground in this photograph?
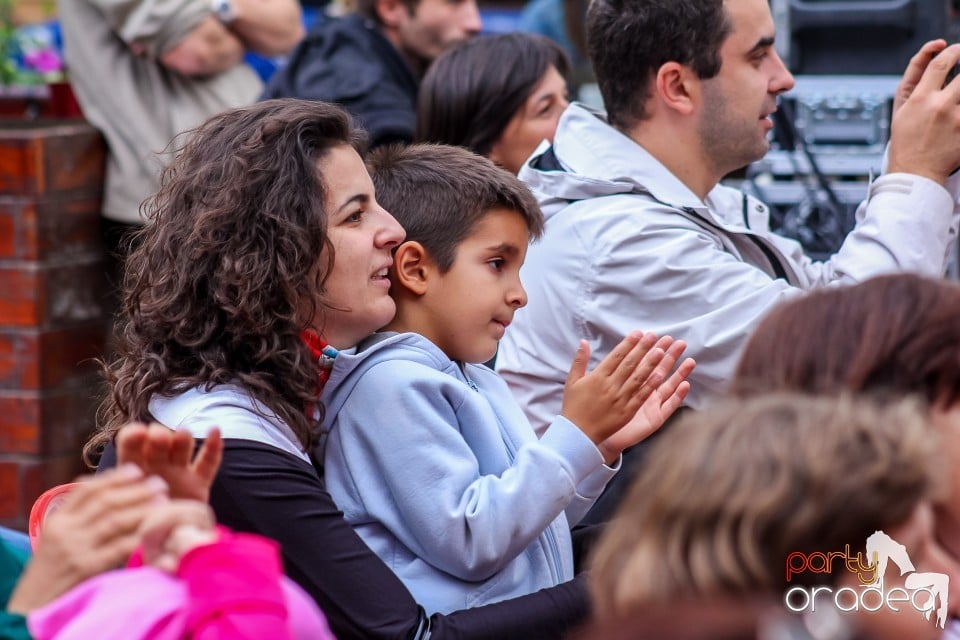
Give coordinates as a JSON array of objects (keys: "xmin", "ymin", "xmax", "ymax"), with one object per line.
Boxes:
[
  {"xmin": 589, "ymin": 394, "xmax": 959, "ymax": 640},
  {"xmin": 730, "ymin": 272, "xmax": 960, "ymax": 636}
]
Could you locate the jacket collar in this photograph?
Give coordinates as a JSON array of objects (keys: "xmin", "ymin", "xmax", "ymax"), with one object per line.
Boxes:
[{"xmin": 524, "ymin": 103, "xmax": 723, "ymax": 218}]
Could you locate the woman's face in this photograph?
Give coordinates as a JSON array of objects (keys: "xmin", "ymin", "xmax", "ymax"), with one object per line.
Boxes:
[
  {"xmin": 931, "ymin": 405, "xmax": 960, "ymax": 553},
  {"xmin": 317, "ymin": 145, "xmax": 405, "ymax": 349},
  {"xmin": 487, "ymin": 65, "xmax": 569, "ymax": 175}
]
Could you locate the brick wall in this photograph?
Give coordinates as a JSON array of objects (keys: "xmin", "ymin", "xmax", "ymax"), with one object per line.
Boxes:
[{"xmin": 0, "ymin": 120, "xmax": 109, "ymax": 530}]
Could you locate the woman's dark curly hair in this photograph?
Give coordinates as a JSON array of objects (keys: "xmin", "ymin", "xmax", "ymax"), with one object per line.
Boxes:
[{"xmin": 85, "ymin": 99, "xmax": 365, "ymax": 464}]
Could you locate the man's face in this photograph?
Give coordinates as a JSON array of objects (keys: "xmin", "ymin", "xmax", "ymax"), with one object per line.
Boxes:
[
  {"xmin": 396, "ymin": 0, "xmax": 482, "ymax": 68},
  {"xmin": 697, "ymin": 0, "xmax": 794, "ymax": 175}
]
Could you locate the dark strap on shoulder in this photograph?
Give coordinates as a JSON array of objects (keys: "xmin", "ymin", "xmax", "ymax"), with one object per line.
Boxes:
[{"xmin": 531, "ymin": 145, "xmax": 789, "ymax": 282}]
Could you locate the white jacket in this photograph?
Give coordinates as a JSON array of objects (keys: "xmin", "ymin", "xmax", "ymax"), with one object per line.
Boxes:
[{"xmin": 497, "ymin": 103, "xmax": 960, "ymax": 434}]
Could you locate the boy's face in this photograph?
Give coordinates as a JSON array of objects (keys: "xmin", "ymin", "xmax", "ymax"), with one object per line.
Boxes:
[{"xmin": 419, "ymin": 208, "xmax": 529, "ymax": 363}]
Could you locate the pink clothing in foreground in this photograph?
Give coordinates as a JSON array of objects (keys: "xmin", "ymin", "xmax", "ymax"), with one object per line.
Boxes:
[{"xmin": 27, "ymin": 528, "xmax": 334, "ymax": 640}]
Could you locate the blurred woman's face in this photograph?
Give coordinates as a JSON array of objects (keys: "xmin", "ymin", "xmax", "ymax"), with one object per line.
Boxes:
[
  {"xmin": 316, "ymin": 145, "xmax": 405, "ymax": 349},
  {"xmin": 931, "ymin": 405, "xmax": 960, "ymax": 551},
  {"xmin": 487, "ymin": 65, "xmax": 569, "ymax": 175}
]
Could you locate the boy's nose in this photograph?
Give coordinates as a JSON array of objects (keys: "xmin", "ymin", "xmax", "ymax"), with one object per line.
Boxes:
[{"xmin": 508, "ymin": 283, "xmax": 527, "ymax": 308}]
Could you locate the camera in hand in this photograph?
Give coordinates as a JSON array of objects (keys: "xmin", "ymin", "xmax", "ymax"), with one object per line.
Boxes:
[
  {"xmin": 943, "ymin": 61, "xmax": 960, "ymax": 177},
  {"xmin": 945, "ymin": 62, "xmax": 960, "ymax": 88}
]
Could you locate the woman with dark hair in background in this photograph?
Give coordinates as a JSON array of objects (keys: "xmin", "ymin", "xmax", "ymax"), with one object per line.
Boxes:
[{"xmin": 416, "ymin": 32, "xmax": 570, "ymax": 175}]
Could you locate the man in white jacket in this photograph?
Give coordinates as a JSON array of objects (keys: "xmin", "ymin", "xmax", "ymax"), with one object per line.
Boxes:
[{"xmin": 497, "ymin": 0, "xmax": 960, "ymax": 435}]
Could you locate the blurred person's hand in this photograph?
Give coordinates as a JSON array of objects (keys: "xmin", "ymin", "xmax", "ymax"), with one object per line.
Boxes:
[
  {"xmin": 117, "ymin": 423, "xmax": 222, "ymax": 503},
  {"xmin": 139, "ymin": 500, "xmax": 218, "ymax": 573},
  {"xmin": 6, "ymin": 465, "xmax": 168, "ymax": 614}
]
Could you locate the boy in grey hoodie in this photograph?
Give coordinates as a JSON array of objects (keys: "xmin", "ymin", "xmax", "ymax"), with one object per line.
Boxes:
[{"xmin": 318, "ymin": 144, "xmax": 694, "ymax": 614}]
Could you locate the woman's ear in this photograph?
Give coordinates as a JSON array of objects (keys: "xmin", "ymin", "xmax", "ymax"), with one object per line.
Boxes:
[{"xmin": 392, "ymin": 241, "xmax": 432, "ymax": 296}]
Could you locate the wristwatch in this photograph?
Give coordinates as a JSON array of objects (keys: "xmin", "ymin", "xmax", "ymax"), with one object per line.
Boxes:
[{"xmin": 211, "ymin": 0, "xmax": 236, "ymax": 25}]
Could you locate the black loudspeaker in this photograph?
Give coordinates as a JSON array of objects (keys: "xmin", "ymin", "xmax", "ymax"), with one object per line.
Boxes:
[{"xmin": 781, "ymin": 0, "xmax": 951, "ymax": 75}]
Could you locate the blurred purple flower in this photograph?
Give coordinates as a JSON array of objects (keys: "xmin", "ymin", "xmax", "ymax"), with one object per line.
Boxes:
[{"xmin": 23, "ymin": 49, "xmax": 62, "ymax": 74}]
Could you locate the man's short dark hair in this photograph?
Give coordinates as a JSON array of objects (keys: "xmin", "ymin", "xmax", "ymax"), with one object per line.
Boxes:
[
  {"xmin": 587, "ymin": 0, "xmax": 731, "ymax": 129},
  {"xmin": 367, "ymin": 144, "xmax": 544, "ymax": 272}
]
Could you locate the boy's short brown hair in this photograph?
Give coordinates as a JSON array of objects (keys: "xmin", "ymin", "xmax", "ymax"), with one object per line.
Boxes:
[{"xmin": 367, "ymin": 143, "xmax": 544, "ymax": 272}]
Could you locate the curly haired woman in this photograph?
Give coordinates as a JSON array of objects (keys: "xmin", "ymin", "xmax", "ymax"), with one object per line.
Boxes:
[{"xmin": 84, "ymin": 98, "xmax": 679, "ymax": 639}]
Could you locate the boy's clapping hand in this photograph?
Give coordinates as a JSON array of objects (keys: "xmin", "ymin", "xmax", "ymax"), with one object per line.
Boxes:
[
  {"xmin": 597, "ymin": 338, "xmax": 694, "ymax": 464},
  {"xmin": 561, "ymin": 332, "xmax": 695, "ymax": 464}
]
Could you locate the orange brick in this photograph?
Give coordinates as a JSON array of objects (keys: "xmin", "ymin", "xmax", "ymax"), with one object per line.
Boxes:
[
  {"xmin": 0, "ymin": 260, "xmax": 108, "ymax": 327},
  {"xmin": 0, "ymin": 196, "xmax": 105, "ymax": 260},
  {"xmin": 0, "ymin": 462, "xmax": 18, "ymax": 519},
  {"xmin": 0, "ymin": 324, "xmax": 107, "ymax": 390},
  {"xmin": 0, "ymin": 384, "xmax": 100, "ymax": 455},
  {"xmin": 0, "ymin": 122, "xmax": 105, "ymax": 197}
]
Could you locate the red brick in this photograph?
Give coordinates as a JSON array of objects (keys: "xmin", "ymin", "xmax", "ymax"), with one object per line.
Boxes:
[
  {"xmin": 0, "ymin": 462, "xmax": 18, "ymax": 519},
  {"xmin": 0, "ymin": 120, "xmax": 107, "ymax": 532},
  {"xmin": 0, "ymin": 384, "xmax": 100, "ymax": 455},
  {"xmin": 0, "ymin": 259, "xmax": 108, "ymax": 327},
  {"xmin": 0, "ymin": 267, "xmax": 38, "ymax": 326},
  {"xmin": 0, "ymin": 450, "xmax": 93, "ymax": 531},
  {"xmin": 20, "ymin": 453, "xmax": 86, "ymax": 519},
  {"xmin": 0, "ymin": 324, "xmax": 107, "ymax": 390},
  {"xmin": 0, "ymin": 412, "xmax": 40, "ymax": 455},
  {"xmin": 0, "ymin": 195, "xmax": 104, "ymax": 260},
  {"xmin": 0, "ymin": 209, "xmax": 12, "ymax": 259},
  {"xmin": 0, "ymin": 330, "xmax": 37, "ymax": 389},
  {"xmin": 0, "ymin": 121, "xmax": 105, "ymax": 197}
]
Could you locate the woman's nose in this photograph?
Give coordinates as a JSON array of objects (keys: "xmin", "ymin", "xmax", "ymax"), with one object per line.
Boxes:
[{"xmin": 377, "ymin": 207, "xmax": 406, "ymax": 248}]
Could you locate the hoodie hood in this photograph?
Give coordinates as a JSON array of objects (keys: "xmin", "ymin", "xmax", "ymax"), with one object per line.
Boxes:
[
  {"xmin": 320, "ymin": 332, "xmax": 479, "ymax": 427},
  {"xmin": 519, "ymin": 102, "xmax": 718, "ymax": 222}
]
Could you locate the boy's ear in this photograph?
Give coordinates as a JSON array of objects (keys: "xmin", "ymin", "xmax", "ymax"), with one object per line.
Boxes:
[{"xmin": 392, "ymin": 241, "xmax": 433, "ymax": 296}]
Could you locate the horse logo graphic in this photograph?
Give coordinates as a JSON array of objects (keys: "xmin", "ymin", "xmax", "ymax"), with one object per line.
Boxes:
[
  {"xmin": 785, "ymin": 530, "xmax": 949, "ymax": 629},
  {"xmin": 865, "ymin": 531, "xmax": 949, "ymax": 629}
]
